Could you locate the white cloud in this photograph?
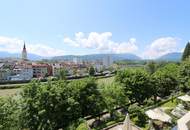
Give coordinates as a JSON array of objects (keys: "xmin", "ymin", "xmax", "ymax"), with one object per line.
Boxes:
[
  {"xmin": 113, "ymin": 38, "xmax": 138, "ymax": 53},
  {"xmin": 63, "ymin": 32, "xmax": 138, "ymax": 54},
  {"xmin": 143, "ymin": 37, "xmax": 180, "ymax": 59},
  {"xmin": 0, "ymin": 36, "xmax": 64, "ymax": 57},
  {"xmin": 0, "ymin": 35, "xmax": 182, "ymax": 59}
]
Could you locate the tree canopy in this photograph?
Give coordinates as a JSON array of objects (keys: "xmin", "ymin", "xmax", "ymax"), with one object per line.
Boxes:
[
  {"xmin": 116, "ymin": 68, "xmax": 153, "ymax": 104},
  {"xmin": 100, "ymin": 82, "xmax": 128, "ymax": 117},
  {"xmin": 179, "ymin": 59, "xmax": 190, "ymax": 91},
  {"xmin": 67, "ymin": 78, "xmax": 103, "ymax": 117},
  {"xmin": 89, "ymin": 66, "xmax": 95, "ymax": 76},
  {"xmin": 58, "ymin": 69, "xmax": 68, "ymax": 80},
  {"xmin": 182, "ymin": 42, "xmax": 190, "ymax": 61},
  {"xmin": 153, "ymin": 63, "xmax": 179, "ymax": 97},
  {"xmin": 145, "ymin": 61, "xmax": 158, "ymax": 75},
  {"xmin": 20, "ymin": 80, "xmax": 82, "ymax": 130}
]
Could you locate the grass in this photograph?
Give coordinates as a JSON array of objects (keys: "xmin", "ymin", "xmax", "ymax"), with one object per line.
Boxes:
[
  {"xmin": 0, "ymin": 88, "xmax": 22, "ymax": 97},
  {"xmin": 161, "ymin": 98, "xmax": 177, "ymax": 108},
  {"xmin": 0, "ymin": 76, "xmax": 115, "ymax": 97},
  {"xmin": 96, "ymin": 76, "xmax": 115, "ymax": 85}
]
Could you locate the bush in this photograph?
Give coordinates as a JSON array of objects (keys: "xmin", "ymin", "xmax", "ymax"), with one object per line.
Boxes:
[
  {"xmin": 128, "ymin": 103, "xmax": 141, "ymax": 115},
  {"xmin": 0, "ymin": 97, "xmax": 21, "ymax": 130},
  {"xmin": 135, "ymin": 110, "xmax": 148, "ymax": 127},
  {"xmin": 144, "ymin": 98, "xmax": 154, "ymax": 106},
  {"xmin": 76, "ymin": 123, "xmax": 88, "ymax": 130}
]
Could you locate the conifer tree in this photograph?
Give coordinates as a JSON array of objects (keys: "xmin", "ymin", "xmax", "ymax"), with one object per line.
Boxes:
[{"xmin": 182, "ymin": 42, "xmax": 190, "ymax": 61}]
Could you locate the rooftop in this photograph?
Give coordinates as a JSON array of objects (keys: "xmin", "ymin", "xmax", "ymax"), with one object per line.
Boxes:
[{"xmin": 177, "ymin": 112, "xmax": 190, "ymax": 130}]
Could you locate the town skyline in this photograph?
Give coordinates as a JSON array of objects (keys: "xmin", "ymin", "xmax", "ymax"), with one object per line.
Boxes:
[{"xmin": 0, "ymin": 0, "xmax": 189, "ymax": 59}]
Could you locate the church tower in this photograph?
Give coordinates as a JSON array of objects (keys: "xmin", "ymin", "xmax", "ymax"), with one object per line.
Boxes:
[{"xmin": 22, "ymin": 41, "xmax": 27, "ymax": 60}]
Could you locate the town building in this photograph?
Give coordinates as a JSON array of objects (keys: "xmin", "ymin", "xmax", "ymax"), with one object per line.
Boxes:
[
  {"xmin": 32, "ymin": 63, "xmax": 52, "ymax": 78},
  {"xmin": 52, "ymin": 63, "xmax": 63, "ymax": 77},
  {"xmin": 93, "ymin": 59, "xmax": 104, "ymax": 72},
  {"xmin": 9, "ymin": 62, "xmax": 33, "ymax": 81},
  {"xmin": 103, "ymin": 55, "xmax": 113, "ymax": 68},
  {"xmin": 73, "ymin": 57, "xmax": 82, "ymax": 64}
]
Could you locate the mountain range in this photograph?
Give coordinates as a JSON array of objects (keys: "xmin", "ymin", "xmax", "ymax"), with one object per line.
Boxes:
[
  {"xmin": 157, "ymin": 52, "xmax": 182, "ymax": 61},
  {"xmin": 0, "ymin": 51, "xmax": 182, "ymax": 61},
  {"xmin": 52, "ymin": 53, "xmax": 141, "ymax": 61},
  {"xmin": 0, "ymin": 51, "xmax": 45, "ymax": 61}
]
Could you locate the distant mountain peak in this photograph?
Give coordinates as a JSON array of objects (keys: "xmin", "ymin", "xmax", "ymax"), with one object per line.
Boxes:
[{"xmin": 157, "ymin": 52, "xmax": 182, "ymax": 61}]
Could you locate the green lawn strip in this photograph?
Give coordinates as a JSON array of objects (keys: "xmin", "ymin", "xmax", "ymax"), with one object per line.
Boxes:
[
  {"xmin": 161, "ymin": 98, "xmax": 177, "ymax": 108},
  {"xmin": 0, "ymin": 76, "xmax": 114, "ymax": 89},
  {"xmin": 0, "ymin": 76, "xmax": 114, "ymax": 97}
]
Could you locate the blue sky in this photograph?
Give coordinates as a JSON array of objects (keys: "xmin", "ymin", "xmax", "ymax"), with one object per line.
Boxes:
[{"xmin": 0, "ymin": 0, "xmax": 189, "ymax": 58}]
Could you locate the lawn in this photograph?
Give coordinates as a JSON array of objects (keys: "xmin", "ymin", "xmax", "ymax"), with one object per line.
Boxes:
[
  {"xmin": 96, "ymin": 76, "xmax": 115, "ymax": 86},
  {"xmin": 161, "ymin": 98, "xmax": 177, "ymax": 108},
  {"xmin": 0, "ymin": 76, "xmax": 115, "ymax": 97},
  {"xmin": 0, "ymin": 88, "xmax": 22, "ymax": 97}
]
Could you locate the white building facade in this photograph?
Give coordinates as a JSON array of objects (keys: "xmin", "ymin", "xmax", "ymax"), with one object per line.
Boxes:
[
  {"xmin": 9, "ymin": 64, "xmax": 33, "ymax": 81},
  {"xmin": 103, "ymin": 55, "xmax": 113, "ymax": 68}
]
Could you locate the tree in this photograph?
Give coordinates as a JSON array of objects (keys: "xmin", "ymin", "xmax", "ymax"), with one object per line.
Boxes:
[
  {"xmin": 100, "ymin": 83, "xmax": 128, "ymax": 118},
  {"xmin": 153, "ymin": 63, "xmax": 179, "ymax": 97},
  {"xmin": 115, "ymin": 68, "xmax": 153, "ymax": 104},
  {"xmin": 182, "ymin": 42, "xmax": 190, "ymax": 61},
  {"xmin": 67, "ymin": 78, "xmax": 103, "ymax": 117},
  {"xmin": 145, "ymin": 61, "xmax": 158, "ymax": 75},
  {"xmin": 58, "ymin": 69, "xmax": 68, "ymax": 80},
  {"xmin": 128, "ymin": 103, "xmax": 147, "ymax": 127},
  {"xmin": 128, "ymin": 103, "xmax": 141, "ymax": 115},
  {"xmin": 0, "ymin": 97, "xmax": 20, "ymax": 130},
  {"xmin": 20, "ymin": 80, "xmax": 81, "ymax": 130},
  {"xmin": 179, "ymin": 59, "xmax": 190, "ymax": 91},
  {"xmin": 89, "ymin": 66, "xmax": 95, "ymax": 76}
]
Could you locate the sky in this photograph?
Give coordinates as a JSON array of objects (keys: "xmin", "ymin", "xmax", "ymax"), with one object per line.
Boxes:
[{"xmin": 0, "ymin": 0, "xmax": 189, "ymax": 59}]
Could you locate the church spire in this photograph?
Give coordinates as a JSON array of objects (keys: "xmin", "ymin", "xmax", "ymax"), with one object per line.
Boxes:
[
  {"xmin": 22, "ymin": 41, "xmax": 27, "ymax": 60},
  {"xmin": 23, "ymin": 41, "xmax": 26, "ymax": 50}
]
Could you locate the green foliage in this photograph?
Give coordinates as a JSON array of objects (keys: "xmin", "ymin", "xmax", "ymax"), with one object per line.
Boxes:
[
  {"xmin": 89, "ymin": 66, "xmax": 95, "ymax": 76},
  {"xmin": 0, "ymin": 97, "xmax": 20, "ymax": 130},
  {"xmin": 135, "ymin": 110, "xmax": 147, "ymax": 127},
  {"xmin": 128, "ymin": 103, "xmax": 141, "ymax": 115},
  {"xmin": 115, "ymin": 60, "xmax": 147, "ymax": 66},
  {"xmin": 182, "ymin": 42, "xmax": 190, "ymax": 61},
  {"xmin": 58, "ymin": 69, "xmax": 68, "ymax": 80},
  {"xmin": 67, "ymin": 78, "xmax": 103, "ymax": 117},
  {"xmin": 153, "ymin": 63, "xmax": 179, "ymax": 97},
  {"xmin": 100, "ymin": 82, "xmax": 128, "ymax": 117},
  {"xmin": 116, "ymin": 68, "xmax": 153, "ymax": 104},
  {"xmin": 145, "ymin": 61, "xmax": 158, "ymax": 75},
  {"xmin": 76, "ymin": 122, "xmax": 88, "ymax": 130},
  {"xmin": 0, "ymin": 60, "xmax": 187, "ymax": 130},
  {"xmin": 144, "ymin": 98, "xmax": 154, "ymax": 106},
  {"xmin": 179, "ymin": 59, "xmax": 190, "ymax": 91},
  {"xmin": 128, "ymin": 103, "xmax": 147, "ymax": 127},
  {"xmin": 20, "ymin": 80, "xmax": 81, "ymax": 130},
  {"xmin": 18, "ymin": 78, "xmax": 105, "ymax": 129}
]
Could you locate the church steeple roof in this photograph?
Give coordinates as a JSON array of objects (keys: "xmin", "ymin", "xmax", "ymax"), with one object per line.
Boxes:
[
  {"xmin": 23, "ymin": 41, "xmax": 26, "ymax": 50},
  {"xmin": 22, "ymin": 41, "xmax": 27, "ymax": 60}
]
